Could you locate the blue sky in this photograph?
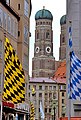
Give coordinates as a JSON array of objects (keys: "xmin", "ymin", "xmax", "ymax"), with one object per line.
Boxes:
[{"xmin": 29, "ymin": 0, "xmax": 66, "ymax": 76}]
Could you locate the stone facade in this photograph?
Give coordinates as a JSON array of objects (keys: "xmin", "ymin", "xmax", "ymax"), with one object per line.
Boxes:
[
  {"xmin": 0, "ymin": 0, "xmax": 31, "ymax": 119},
  {"xmin": 66, "ymin": 0, "xmax": 81, "ymax": 117}
]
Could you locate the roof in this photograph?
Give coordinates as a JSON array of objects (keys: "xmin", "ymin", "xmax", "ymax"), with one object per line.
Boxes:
[
  {"xmin": 52, "ymin": 60, "xmax": 66, "ymax": 84},
  {"xmin": 60, "ymin": 15, "xmax": 66, "ymax": 25},
  {"xmin": 29, "ymin": 77, "xmax": 56, "ymax": 84},
  {"xmin": 35, "ymin": 7, "xmax": 53, "ymax": 20}
]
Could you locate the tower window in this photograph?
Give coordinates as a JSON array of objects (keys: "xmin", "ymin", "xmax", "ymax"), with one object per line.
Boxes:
[
  {"xmin": 18, "ymin": 4, "xmax": 20, "ymax": 10},
  {"xmin": 18, "ymin": 31, "xmax": 20, "ymax": 37},
  {"xmin": 40, "ymin": 22, "xmax": 42, "ymax": 25},
  {"xmin": 37, "ymin": 32, "xmax": 39, "ymax": 39},
  {"xmin": 46, "ymin": 31, "xmax": 50, "ymax": 39},
  {"xmin": 43, "ymin": 22, "xmax": 45, "ymax": 25},
  {"xmin": 62, "ymin": 36, "xmax": 65, "ymax": 43}
]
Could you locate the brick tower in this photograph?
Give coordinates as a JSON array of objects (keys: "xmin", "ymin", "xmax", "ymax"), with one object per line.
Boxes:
[{"xmin": 32, "ymin": 7, "xmax": 55, "ymax": 78}]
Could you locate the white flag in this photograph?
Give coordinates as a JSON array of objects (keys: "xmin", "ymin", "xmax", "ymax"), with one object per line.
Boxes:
[{"xmin": 40, "ymin": 101, "xmax": 45, "ymax": 119}]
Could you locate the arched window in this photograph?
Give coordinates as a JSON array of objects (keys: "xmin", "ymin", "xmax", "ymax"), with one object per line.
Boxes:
[
  {"xmin": 62, "ymin": 36, "xmax": 65, "ymax": 43},
  {"xmin": 46, "ymin": 31, "xmax": 50, "ymax": 39},
  {"xmin": 37, "ymin": 32, "xmax": 39, "ymax": 39}
]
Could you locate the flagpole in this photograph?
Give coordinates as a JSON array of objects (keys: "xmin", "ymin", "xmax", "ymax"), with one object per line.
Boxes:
[{"xmin": 68, "ymin": 21, "xmax": 72, "ymax": 120}]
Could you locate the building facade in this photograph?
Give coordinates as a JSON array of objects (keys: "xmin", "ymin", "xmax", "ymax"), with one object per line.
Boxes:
[
  {"xmin": 0, "ymin": 0, "xmax": 32, "ymax": 119},
  {"xmin": 32, "ymin": 7, "xmax": 55, "ymax": 78},
  {"xmin": 29, "ymin": 78, "xmax": 58, "ymax": 120},
  {"xmin": 66, "ymin": 0, "xmax": 81, "ymax": 117}
]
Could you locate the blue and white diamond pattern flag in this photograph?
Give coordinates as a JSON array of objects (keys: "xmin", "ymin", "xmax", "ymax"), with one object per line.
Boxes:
[{"xmin": 70, "ymin": 51, "xmax": 81, "ymax": 100}]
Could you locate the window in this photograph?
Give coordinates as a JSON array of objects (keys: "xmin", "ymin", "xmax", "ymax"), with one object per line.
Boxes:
[
  {"xmin": 62, "ymin": 92, "xmax": 64, "ymax": 97},
  {"xmin": 39, "ymin": 93, "xmax": 42, "ymax": 98},
  {"xmin": 18, "ymin": 4, "xmax": 20, "ymax": 10},
  {"xmin": 33, "ymin": 85, "xmax": 36, "ymax": 90},
  {"xmin": 24, "ymin": 0, "xmax": 29, "ymax": 17},
  {"xmin": 3, "ymin": 12, "xmax": 7, "ymax": 30},
  {"xmin": 23, "ymin": 54, "xmax": 28, "ymax": 71},
  {"xmin": 7, "ymin": 15, "xmax": 11, "ymax": 33},
  {"xmin": 37, "ymin": 32, "xmax": 39, "ymax": 39},
  {"xmin": 0, "ymin": 8, "xmax": 3, "ymax": 27},
  {"xmin": 29, "ymin": 85, "xmax": 30, "ymax": 90},
  {"xmin": 18, "ymin": 31, "xmax": 20, "ymax": 37},
  {"xmin": 39, "ymin": 86, "xmax": 42, "ymax": 90},
  {"xmin": 64, "ymin": 85, "xmax": 66, "ymax": 89},
  {"xmin": 28, "ymin": 93, "xmax": 30, "ymax": 97},
  {"xmin": 24, "ymin": 26, "xmax": 28, "ymax": 43},
  {"xmin": 45, "ymin": 86, "xmax": 48, "ymax": 90},
  {"xmin": 49, "ymin": 93, "xmax": 52, "ymax": 98},
  {"xmin": 45, "ymin": 93, "xmax": 48, "ymax": 98},
  {"xmin": 59, "ymin": 85, "xmax": 63, "ymax": 90},
  {"xmin": 0, "ymin": 40, "xmax": 2, "ymax": 59},
  {"xmin": 53, "ymin": 92, "xmax": 56, "ymax": 99},
  {"xmin": 11, "ymin": 18, "xmax": 14, "ymax": 36},
  {"xmin": 49, "ymin": 108, "xmax": 51, "ymax": 113},
  {"xmin": 46, "ymin": 31, "xmax": 50, "ymax": 39},
  {"xmin": 45, "ymin": 108, "xmax": 47, "ymax": 113},
  {"xmin": 15, "ymin": 22, "xmax": 18, "ymax": 39},
  {"xmin": 62, "ymin": 99, "xmax": 64, "ymax": 104},
  {"xmin": 62, "ymin": 36, "xmax": 65, "ymax": 43},
  {"xmin": 53, "ymin": 86, "xmax": 56, "ymax": 90},
  {"xmin": 49, "ymin": 86, "xmax": 52, "ymax": 90}
]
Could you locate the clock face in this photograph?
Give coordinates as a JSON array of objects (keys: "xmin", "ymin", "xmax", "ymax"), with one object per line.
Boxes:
[
  {"xmin": 46, "ymin": 46, "xmax": 51, "ymax": 53},
  {"xmin": 35, "ymin": 46, "xmax": 39, "ymax": 53}
]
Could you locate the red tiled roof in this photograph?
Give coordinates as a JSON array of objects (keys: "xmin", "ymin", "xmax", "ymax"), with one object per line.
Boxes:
[{"xmin": 52, "ymin": 60, "xmax": 66, "ymax": 84}]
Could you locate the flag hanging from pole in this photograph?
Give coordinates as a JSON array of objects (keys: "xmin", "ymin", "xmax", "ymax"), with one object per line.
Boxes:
[
  {"xmin": 68, "ymin": 22, "xmax": 73, "ymax": 98},
  {"xmin": 3, "ymin": 38, "xmax": 25, "ymax": 104},
  {"xmin": 30, "ymin": 102, "xmax": 35, "ymax": 120},
  {"xmin": 69, "ymin": 22, "xmax": 72, "ymax": 48},
  {"xmin": 40, "ymin": 101, "xmax": 45, "ymax": 119},
  {"xmin": 69, "ymin": 51, "xmax": 81, "ymax": 100}
]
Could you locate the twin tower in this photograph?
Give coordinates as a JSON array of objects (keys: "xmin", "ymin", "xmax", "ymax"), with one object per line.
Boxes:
[{"xmin": 32, "ymin": 7, "xmax": 55, "ymax": 78}]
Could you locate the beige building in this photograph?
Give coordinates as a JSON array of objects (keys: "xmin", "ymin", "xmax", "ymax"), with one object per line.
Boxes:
[
  {"xmin": 29, "ymin": 78, "xmax": 58, "ymax": 120},
  {"xmin": 0, "ymin": 0, "xmax": 32, "ymax": 119},
  {"xmin": 52, "ymin": 60, "xmax": 66, "ymax": 118}
]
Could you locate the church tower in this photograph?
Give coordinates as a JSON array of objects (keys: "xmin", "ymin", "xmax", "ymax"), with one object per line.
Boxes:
[
  {"xmin": 59, "ymin": 15, "xmax": 66, "ymax": 60},
  {"xmin": 32, "ymin": 7, "xmax": 55, "ymax": 78}
]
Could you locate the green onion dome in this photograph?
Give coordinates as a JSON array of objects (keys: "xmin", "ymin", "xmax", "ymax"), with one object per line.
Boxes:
[
  {"xmin": 60, "ymin": 15, "xmax": 66, "ymax": 25},
  {"xmin": 35, "ymin": 7, "xmax": 53, "ymax": 20}
]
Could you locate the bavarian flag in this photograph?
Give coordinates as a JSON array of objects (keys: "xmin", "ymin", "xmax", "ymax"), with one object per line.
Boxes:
[{"xmin": 3, "ymin": 38, "xmax": 25, "ymax": 104}]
